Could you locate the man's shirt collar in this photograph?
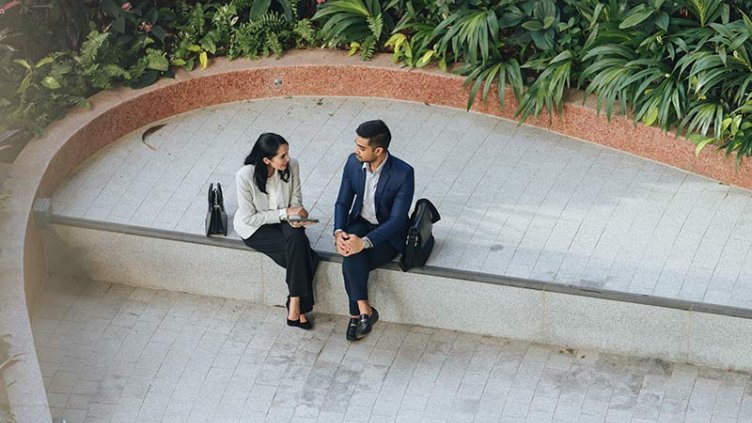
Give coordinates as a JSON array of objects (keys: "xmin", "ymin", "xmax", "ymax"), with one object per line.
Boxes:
[{"xmin": 362, "ymin": 153, "xmax": 389, "ymax": 175}]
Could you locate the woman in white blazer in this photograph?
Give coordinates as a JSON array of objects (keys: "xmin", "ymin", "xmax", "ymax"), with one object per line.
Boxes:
[{"xmin": 235, "ymin": 133, "xmax": 320, "ymax": 329}]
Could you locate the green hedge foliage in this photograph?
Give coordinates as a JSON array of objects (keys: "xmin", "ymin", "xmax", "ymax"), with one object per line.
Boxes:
[
  {"xmin": 0, "ymin": 0, "xmax": 313, "ymax": 135},
  {"xmin": 315, "ymin": 0, "xmax": 752, "ymax": 161},
  {"xmin": 2, "ymin": 0, "xmax": 752, "ymax": 161}
]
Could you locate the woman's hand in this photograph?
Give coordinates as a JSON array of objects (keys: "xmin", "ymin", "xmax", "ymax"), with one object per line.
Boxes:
[
  {"xmin": 286, "ymin": 207, "xmax": 308, "ymax": 218},
  {"xmin": 286, "ymin": 206, "xmax": 312, "ymax": 228}
]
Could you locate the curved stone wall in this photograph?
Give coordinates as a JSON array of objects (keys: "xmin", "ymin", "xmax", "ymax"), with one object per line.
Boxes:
[{"xmin": 3, "ymin": 49, "xmax": 752, "ymax": 422}]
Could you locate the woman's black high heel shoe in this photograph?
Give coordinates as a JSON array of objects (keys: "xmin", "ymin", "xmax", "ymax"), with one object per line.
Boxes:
[
  {"xmin": 286, "ymin": 297, "xmax": 313, "ymax": 329},
  {"xmin": 287, "ymin": 315, "xmax": 313, "ymax": 330},
  {"xmin": 297, "ymin": 317, "xmax": 312, "ymax": 330}
]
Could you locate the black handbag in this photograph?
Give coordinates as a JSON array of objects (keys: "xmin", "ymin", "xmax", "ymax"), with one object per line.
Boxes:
[
  {"xmin": 399, "ymin": 198, "xmax": 441, "ymax": 271},
  {"xmin": 205, "ymin": 182, "xmax": 228, "ymax": 236}
]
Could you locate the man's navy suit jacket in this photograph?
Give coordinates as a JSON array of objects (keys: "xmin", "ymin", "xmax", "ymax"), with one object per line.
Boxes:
[{"xmin": 334, "ymin": 153, "xmax": 415, "ymax": 254}]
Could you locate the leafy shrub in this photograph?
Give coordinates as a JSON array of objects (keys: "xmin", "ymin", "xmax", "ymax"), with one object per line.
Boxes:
[
  {"xmin": 314, "ymin": 0, "xmax": 395, "ymax": 60},
  {"xmin": 351, "ymin": 0, "xmax": 752, "ymax": 161},
  {"xmin": 0, "ymin": 0, "xmax": 315, "ymax": 136},
  {"xmin": 4, "ymin": 0, "xmax": 752, "ymax": 163}
]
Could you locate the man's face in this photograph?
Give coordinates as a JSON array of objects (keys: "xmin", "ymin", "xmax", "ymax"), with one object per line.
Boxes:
[{"xmin": 354, "ymin": 135, "xmax": 381, "ymax": 163}]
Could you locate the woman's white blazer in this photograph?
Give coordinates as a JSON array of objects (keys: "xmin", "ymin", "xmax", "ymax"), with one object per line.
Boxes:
[{"xmin": 233, "ymin": 159, "xmax": 302, "ymax": 239}]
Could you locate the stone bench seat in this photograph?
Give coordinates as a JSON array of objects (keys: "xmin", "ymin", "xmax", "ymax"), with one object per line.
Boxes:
[{"xmin": 46, "ymin": 213, "xmax": 752, "ymax": 373}]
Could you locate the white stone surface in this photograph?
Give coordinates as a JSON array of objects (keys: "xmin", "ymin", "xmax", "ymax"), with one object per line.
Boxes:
[
  {"xmin": 688, "ymin": 312, "xmax": 752, "ymax": 371},
  {"xmin": 544, "ymin": 294, "xmax": 690, "ymax": 363},
  {"xmin": 32, "ymin": 275, "xmax": 752, "ymax": 423},
  {"xmin": 48, "ymin": 224, "xmax": 752, "ymax": 371},
  {"xmin": 50, "ymin": 96, "xmax": 752, "ymax": 312},
  {"xmin": 49, "ymin": 225, "xmax": 265, "ymax": 302},
  {"xmin": 368, "ymin": 271, "xmax": 546, "ymax": 342}
]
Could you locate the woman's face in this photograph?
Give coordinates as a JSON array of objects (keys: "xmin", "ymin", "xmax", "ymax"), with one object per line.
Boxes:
[{"xmin": 263, "ymin": 143, "xmax": 290, "ymax": 172}]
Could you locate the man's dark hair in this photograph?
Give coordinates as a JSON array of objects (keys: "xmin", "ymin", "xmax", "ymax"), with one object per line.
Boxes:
[{"xmin": 356, "ymin": 119, "xmax": 391, "ymax": 151}]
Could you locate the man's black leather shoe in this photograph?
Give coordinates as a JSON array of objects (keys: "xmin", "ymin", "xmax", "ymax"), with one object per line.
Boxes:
[
  {"xmin": 346, "ymin": 317, "xmax": 359, "ymax": 341},
  {"xmin": 355, "ymin": 307, "xmax": 379, "ymax": 339}
]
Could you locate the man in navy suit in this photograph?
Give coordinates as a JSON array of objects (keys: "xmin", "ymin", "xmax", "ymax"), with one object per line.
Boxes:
[{"xmin": 334, "ymin": 120, "xmax": 415, "ymax": 341}]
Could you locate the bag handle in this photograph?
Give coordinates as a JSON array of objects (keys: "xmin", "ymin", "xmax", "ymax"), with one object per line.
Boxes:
[
  {"xmin": 208, "ymin": 183, "xmax": 215, "ymax": 207},
  {"xmin": 413, "ymin": 198, "xmax": 441, "ymax": 223},
  {"xmin": 216, "ymin": 182, "xmax": 224, "ymax": 211}
]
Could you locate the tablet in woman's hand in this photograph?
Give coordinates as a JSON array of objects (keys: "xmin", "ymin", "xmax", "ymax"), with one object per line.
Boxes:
[{"xmin": 288, "ymin": 216, "xmax": 319, "ymax": 224}]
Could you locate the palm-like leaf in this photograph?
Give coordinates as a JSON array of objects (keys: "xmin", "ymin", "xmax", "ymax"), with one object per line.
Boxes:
[
  {"xmin": 680, "ymin": 100, "xmax": 725, "ymax": 139},
  {"xmin": 432, "ymin": 7, "xmax": 499, "ymax": 65},
  {"xmin": 0, "ymin": 28, "xmax": 16, "ymax": 53},
  {"xmin": 686, "ymin": 0, "xmax": 727, "ymax": 27},
  {"xmin": 314, "ymin": 0, "xmax": 391, "ymax": 55},
  {"xmin": 723, "ymin": 119, "xmax": 752, "ymax": 164},
  {"xmin": 461, "ymin": 58, "xmax": 523, "ymax": 111},
  {"xmin": 580, "ymin": 44, "xmax": 639, "ymax": 117},
  {"xmin": 517, "ymin": 50, "xmax": 573, "ymax": 122},
  {"xmin": 632, "ymin": 70, "xmax": 687, "ymax": 129}
]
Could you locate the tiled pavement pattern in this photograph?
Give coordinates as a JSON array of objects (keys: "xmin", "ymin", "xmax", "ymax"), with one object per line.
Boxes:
[
  {"xmin": 52, "ymin": 97, "xmax": 752, "ymax": 309},
  {"xmin": 33, "ymin": 275, "xmax": 752, "ymax": 423}
]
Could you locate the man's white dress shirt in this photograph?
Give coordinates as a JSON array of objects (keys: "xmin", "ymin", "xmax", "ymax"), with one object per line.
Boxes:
[{"xmin": 360, "ymin": 154, "xmax": 388, "ymax": 225}]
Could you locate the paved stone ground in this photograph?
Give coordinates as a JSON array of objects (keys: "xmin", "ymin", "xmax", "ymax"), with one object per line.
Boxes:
[
  {"xmin": 32, "ymin": 275, "xmax": 752, "ymax": 423},
  {"xmin": 51, "ymin": 97, "xmax": 752, "ymax": 309}
]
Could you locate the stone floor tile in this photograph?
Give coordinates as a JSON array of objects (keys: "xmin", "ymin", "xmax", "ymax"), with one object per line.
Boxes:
[{"xmin": 34, "ymin": 274, "xmax": 752, "ymax": 423}]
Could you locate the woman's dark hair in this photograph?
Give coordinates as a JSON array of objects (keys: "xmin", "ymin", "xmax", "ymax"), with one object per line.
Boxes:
[{"xmin": 244, "ymin": 132, "xmax": 290, "ymax": 194}]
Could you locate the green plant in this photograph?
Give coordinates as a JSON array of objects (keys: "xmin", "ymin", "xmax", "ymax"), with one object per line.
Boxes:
[
  {"xmin": 171, "ymin": 2, "xmax": 242, "ymax": 69},
  {"xmin": 575, "ymin": 0, "xmax": 752, "ymax": 161},
  {"xmin": 384, "ymin": 0, "xmax": 451, "ymax": 67},
  {"xmin": 292, "ymin": 18, "xmax": 316, "ymax": 47},
  {"xmin": 520, "ymin": 0, "xmax": 560, "ymax": 51},
  {"xmin": 170, "ymin": 2, "xmax": 217, "ymax": 69},
  {"xmin": 314, "ymin": 0, "xmax": 393, "ymax": 60},
  {"xmin": 517, "ymin": 50, "xmax": 574, "ymax": 121},
  {"xmin": 230, "ymin": 12, "xmax": 297, "ymax": 59},
  {"xmin": 0, "ymin": 28, "xmax": 20, "ymax": 102},
  {"xmin": 0, "ymin": 24, "xmax": 167, "ymax": 134},
  {"xmin": 208, "ymin": 3, "xmax": 242, "ymax": 55},
  {"xmin": 239, "ymin": 0, "xmax": 297, "ymax": 21},
  {"xmin": 514, "ymin": 0, "xmax": 587, "ymax": 121},
  {"xmin": 98, "ymin": 0, "xmax": 170, "ymax": 45},
  {"xmin": 432, "ymin": 6, "xmax": 500, "ymax": 65},
  {"xmin": 92, "ymin": 1, "xmax": 175, "ymax": 87},
  {"xmin": 8, "ymin": 54, "xmax": 89, "ymax": 134},
  {"xmin": 3, "ymin": 0, "xmax": 752, "ymax": 165},
  {"xmin": 74, "ymin": 31, "xmax": 132, "ymax": 90},
  {"xmin": 460, "ymin": 58, "xmax": 523, "ymax": 110},
  {"xmin": 0, "ymin": 0, "xmax": 97, "ymax": 58},
  {"xmin": 717, "ymin": 109, "xmax": 752, "ymax": 163}
]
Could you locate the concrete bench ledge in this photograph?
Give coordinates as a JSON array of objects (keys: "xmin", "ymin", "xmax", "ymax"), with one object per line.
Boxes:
[
  {"xmin": 49, "ymin": 214, "xmax": 752, "ymax": 321},
  {"xmin": 47, "ymin": 215, "xmax": 752, "ymax": 372}
]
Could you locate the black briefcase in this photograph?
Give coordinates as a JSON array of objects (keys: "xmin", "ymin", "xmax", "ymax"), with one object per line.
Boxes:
[
  {"xmin": 205, "ymin": 182, "xmax": 228, "ymax": 236},
  {"xmin": 399, "ymin": 198, "xmax": 441, "ymax": 271}
]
